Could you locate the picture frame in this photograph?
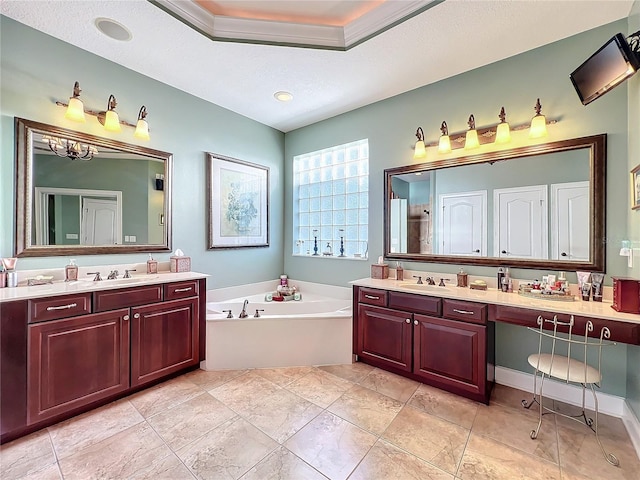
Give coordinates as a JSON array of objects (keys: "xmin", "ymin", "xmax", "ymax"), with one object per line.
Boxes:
[
  {"xmin": 633, "ymin": 163, "xmax": 640, "ymax": 211},
  {"xmin": 207, "ymin": 153, "xmax": 269, "ymax": 249}
]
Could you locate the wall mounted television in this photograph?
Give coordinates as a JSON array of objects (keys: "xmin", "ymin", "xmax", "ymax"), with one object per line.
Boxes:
[{"xmin": 570, "ymin": 33, "xmax": 639, "ymax": 105}]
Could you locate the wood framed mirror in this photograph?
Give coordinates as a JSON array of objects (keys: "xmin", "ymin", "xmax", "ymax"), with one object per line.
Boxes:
[
  {"xmin": 15, "ymin": 117, "xmax": 173, "ymax": 257},
  {"xmin": 384, "ymin": 134, "xmax": 606, "ymax": 271}
]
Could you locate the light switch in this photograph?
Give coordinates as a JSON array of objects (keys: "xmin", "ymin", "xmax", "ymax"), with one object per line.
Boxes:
[{"xmin": 130, "ymin": 235, "xmax": 136, "ymax": 242}]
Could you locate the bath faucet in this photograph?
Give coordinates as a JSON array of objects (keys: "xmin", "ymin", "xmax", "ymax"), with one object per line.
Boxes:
[
  {"xmin": 87, "ymin": 272, "xmax": 102, "ymax": 281},
  {"xmin": 238, "ymin": 299, "xmax": 249, "ymax": 318},
  {"xmin": 123, "ymin": 269, "xmax": 136, "ymax": 278},
  {"xmin": 425, "ymin": 277, "xmax": 436, "ymax": 285},
  {"xmin": 107, "ymin": 270, "xmax": 119, "ymax": 280},
  {"xmin": 222, "ymin": 310, "xmax": 233, "ymax": 319},
  {"xmin": 254, "ymin": 309, "xmax": 264, "ymax": 318},
  {"xmin": 413, "ymin": 275, "xmax": 423, "ymax": 284}
]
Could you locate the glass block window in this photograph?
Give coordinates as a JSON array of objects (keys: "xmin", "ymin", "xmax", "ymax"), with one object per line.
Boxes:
[{"xmin": 293, "ymin": 139, "xmax": 369, "ymax": 259}]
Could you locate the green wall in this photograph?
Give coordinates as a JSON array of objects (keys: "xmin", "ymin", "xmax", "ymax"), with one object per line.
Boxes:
[
  {"xmin": 0, "ymin": 16, "xmax": 285, "ymax": 288},
  {"xmin": 284, "ymin": 20, "xmax": 632, "ymax": 397}
]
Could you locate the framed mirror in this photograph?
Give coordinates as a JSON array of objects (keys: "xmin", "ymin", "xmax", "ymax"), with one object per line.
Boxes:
[
  {"xmin": 384, "ymin": 134, "xmax": 606, "ymax": 271},
  {"xmin": 15, "ymin": 117, "xmax": 173, "ymax": 257}
]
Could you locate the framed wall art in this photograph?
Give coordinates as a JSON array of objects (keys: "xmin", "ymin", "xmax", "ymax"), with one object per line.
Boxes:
[
  {"xmin": 207, "ymin": 153, "xmax": 269, "ymax": 249},
  {"xmin": 632, "ymin": 163, "xmax": 640, "ymax": 211}
]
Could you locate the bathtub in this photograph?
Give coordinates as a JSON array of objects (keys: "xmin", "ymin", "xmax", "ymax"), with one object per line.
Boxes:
[{"xmin": 204, "ymin": 281, "xmax": 353, "ymax": 370}]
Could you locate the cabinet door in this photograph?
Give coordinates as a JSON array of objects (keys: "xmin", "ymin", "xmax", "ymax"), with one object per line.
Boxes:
[
  {"xmin": 131, "ymin": 297, "xmax": 199, "ymax": 387},
  {"xmin": 27, "ymin": 309, "xmax": 130, "ymax": 425},
  {"xmin": 413, "ymin": 314, "xmax": 486, "ymax": 396},
  {"xmin": 357, "ymin": 305, "xmax": 412, "ymax": 372}
]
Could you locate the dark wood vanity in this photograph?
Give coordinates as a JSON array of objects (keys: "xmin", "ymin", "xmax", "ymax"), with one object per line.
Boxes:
[{"xmin": 0, "ymin": 276, "xmax": 206, "ymax": 444}]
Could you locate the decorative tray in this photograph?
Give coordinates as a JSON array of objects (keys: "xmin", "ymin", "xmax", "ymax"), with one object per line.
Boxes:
[{"xmin": 517, "ymin": 290, "xmax": 576, "ymax": 302}]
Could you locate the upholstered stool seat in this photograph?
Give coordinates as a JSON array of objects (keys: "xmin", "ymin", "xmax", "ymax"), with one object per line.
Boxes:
[{"xmin": 527, "ymin": 353, "xmax": 601, "ymax": 384}]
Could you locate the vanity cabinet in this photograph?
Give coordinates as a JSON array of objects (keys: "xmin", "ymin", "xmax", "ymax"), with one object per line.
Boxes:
[{"xmin": 354, "ymin": 286, "xmax": 493, "ymax": 403}]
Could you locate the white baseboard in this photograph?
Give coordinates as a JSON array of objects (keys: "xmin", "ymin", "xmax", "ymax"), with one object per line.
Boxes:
[{"xmin": 495, "ymin": 366, "xmax": 640, "ymax": 460}]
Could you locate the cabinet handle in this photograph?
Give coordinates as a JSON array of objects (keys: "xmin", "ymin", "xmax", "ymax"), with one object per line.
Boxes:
[
  {"xmin": 364, "ymin": 294, "xmax": 380, "ymax": 300},
  {"xmin": 46, "ymin": 303, "xmax": 77, "ymax": 311},
  {"xmin": 405, "ymin": 318, "xmax": 411, "ymax": 323},
  {"xmin": 133, "ymin": 313, "xmax": 140, "ymax": 319},
  {"xmin": 123, "ymin": 315, "xmax": 130, "ymax": 321},
  {"xmin": 414, "ymin": 320, "xmax": 418, "ymax": 325},
  {"xmin": 453, "ymin": 309, "xmax": 475, "ymax": 315},
  {"xmin": 174, "ymin": 287, "xmax": 193, "ymax": 292}
]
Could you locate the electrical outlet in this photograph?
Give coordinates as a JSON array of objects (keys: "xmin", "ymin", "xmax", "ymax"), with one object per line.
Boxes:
[
  {"xmin": 130, "ymin": 235, "xmax": 136, "ymax": 242},
  {"xmin": 65, "ymin": 233, "xmax": 79, "ymax": 239}
]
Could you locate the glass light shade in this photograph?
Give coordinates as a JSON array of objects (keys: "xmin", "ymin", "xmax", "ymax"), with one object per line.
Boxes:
[
  {"xmin": 134, "ymin": 119, "xmax": 150, "ymax": 140},
  {"xmin": 464, "ymin": 129, "xmax": 479, "ymax": 149},
  {"xmin": 495, "ymin": 122, "xmax": 511, "ymax": 144},
  {"xmin": 413, "ymin": 140, "xmax": 427, "ymax": 159},
  {"xmin": 438, "ymin": 135, "xmax": 452, "ymax": 153},
  {"xmin": 65, "ymin": 97, "xmax": 86, "ymax": 122},
  {"xmin": 529, "ymin": 114, "xmax": 547, "ymax": 138},
  {"xmin": 103, "ymin": 110, "xmax": 122, "ymax": 132}
]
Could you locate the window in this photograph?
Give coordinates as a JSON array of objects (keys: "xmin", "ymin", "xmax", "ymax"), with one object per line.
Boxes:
[{"xmin": 293, "ymin": 139, "xmax": 369, "ymax": 258}]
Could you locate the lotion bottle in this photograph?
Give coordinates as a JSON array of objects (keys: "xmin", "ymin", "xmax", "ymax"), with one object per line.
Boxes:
[
  {"xmin": 146, "ymin": 254, "xmax": 158, "ymax": 274},
  {"xmin": 65, "ymin": 259, "xmax": 78, "ymax": 282},
  {"xmin": 396, "ymin": 262, "xmax": 404, "ymax": 281}
]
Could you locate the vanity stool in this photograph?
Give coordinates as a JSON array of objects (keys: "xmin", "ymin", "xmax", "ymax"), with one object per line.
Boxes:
[{"xmin": 522, "ymin": 315, "xmax": 618, "ymax": 466}]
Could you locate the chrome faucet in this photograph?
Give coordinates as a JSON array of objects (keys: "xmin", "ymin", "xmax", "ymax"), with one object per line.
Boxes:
[
  {"xmin": 107, "ymin": 270, "xmax": 119, "ymax": 280},
  {"xmin": 239, "ymin": 299, "xmax": 249, "ymax": 318},
  {"xmin": 123, "ymin": 269, "xmax": 136, "ymax": 278},
  {"xmin": 87, "ymin": 272, "xmax": 102, "ymax": 281},
  {"xmin": 425, "ymin": 277, "xmax": 436, "ymax": 285},
  {"xmin": 413, "ymin": 275, "xmax": 423, "ymax": 284}
]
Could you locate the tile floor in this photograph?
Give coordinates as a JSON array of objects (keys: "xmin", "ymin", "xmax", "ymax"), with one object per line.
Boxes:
[{"xmin": 2, "ymin": 363, "xmax": 639, "ymax": 480}]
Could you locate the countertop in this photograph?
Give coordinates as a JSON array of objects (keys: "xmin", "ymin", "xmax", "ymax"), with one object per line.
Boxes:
[
  {"xmin": 351, "ymin": 277, "xmax": 640, "ymax": 325},
  {"xmin": 0, "ymin": 271, "xmax": 208, "ymax": 303}
]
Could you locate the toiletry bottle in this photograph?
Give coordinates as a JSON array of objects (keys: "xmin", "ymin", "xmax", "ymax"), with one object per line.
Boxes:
[
  {"xmin": 65, "ymin": 259, "xmax": 78, "ymax": 282},
  {"xmin": 147, "ymin": 254, "xmax": 158, "ymax": 274},
  {"xmin": 396, "ymin": 262, "xmax": 404, "ymax": 281},
  {"xmin": 497, "ymin": 267, "xmax": 505, "ymax": 290},
  {"xmin": 456, "ymin": 268, "xmax": 468, "ymax": 287},
  {"xmin": 505, "ymin": 267, "xmax": 513, "ymax": 293},
  {"xmin": 280, "ymin": 274, "xmax": 288, "ymax": 287},
  {"xmin": 558, "ymin": 271, "xmax": 568, "ymax": 292}
]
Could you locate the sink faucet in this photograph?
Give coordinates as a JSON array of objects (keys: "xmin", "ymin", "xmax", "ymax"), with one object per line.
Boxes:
[
  {"xmin": 413, "ymin": 275, "xmax": 423, "ymax": 284},
  {"xmin": 425, "ymin": 277, "xmax": 436, "ymax": 285},
  {"xmin": 87, "ymin": 272, "xmax": 102, "ymax": 281},
  {"xmin": 239, "ymin": 299, "xmax": 249, "ymax": 318},
  {"xmin": 107, "ymin": 270, "xmax": 119, "ymax": 280},
  {"xmin": 123, "ymin": 269, "xmax": 136, "ymax": 279}
]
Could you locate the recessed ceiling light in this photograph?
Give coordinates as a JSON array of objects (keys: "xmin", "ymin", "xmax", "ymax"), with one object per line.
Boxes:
[
  {"xmin": 274, "ymin": 91, "xmax": 293, "ymax": 102},
  {"xmin": 95, "ymin": 18, "xmax": 132, "ymax": 42}
]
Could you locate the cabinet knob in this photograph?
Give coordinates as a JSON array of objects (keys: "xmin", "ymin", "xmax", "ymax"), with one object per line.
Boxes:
[
  {"xmin": 405, "ymin": 318, "xmax": 410, "ymax": 323},
  {"xmin": 133, "ymin": 313, "xmax": 140, "ymax": 319},
  {"xmin": 414, "ymin": 320, "xmax": 418, "ymax": 325},
  {"xmin": 123, "ymin": 315, "xmax": 130, "ymax": 321}
]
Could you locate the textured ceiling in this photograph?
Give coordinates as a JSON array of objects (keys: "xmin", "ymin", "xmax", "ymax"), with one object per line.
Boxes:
[{"xmin": 1, "ymin": 0, "xmax": 634, "ymax": 132}]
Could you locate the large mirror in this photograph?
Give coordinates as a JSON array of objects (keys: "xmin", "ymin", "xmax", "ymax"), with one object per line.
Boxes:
[
  {"xmin": 15, "ymin": 118, "xmax": 172, "ymax": 257},
  {"xmin": 384, "ymin": 135, "xmax": 606, "ymax": 271}
]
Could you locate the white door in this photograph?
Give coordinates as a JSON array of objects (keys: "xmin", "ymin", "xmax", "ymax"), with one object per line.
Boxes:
[
  {"xmin": 82, "ymin": 198, "xmax": 119, "ymax": 245},
  {"xmin": 551, "ymin": 181, "xmax": 589, "ymax": 261},
  {"xmin": 438, "ymin": 191, "xmax": 487, "ymax": 256},
  {"xmin": 494, "ymin": 185, "xmax": 548, "ymax": 259}
]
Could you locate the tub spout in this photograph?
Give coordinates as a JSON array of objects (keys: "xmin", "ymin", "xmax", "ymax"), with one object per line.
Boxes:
[{"xmin": 239, "ymin": 299, "xmax": 249, "ymax": 318}]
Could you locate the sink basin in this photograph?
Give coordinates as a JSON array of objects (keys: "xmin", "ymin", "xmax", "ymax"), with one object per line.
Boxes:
[
  {"xmin": 77, "ymin": 275, "xmax": 159, "ymax": 286},
  {"xmin": 398, "ymin": 283, "xmax": 452, "ymax": 293}
]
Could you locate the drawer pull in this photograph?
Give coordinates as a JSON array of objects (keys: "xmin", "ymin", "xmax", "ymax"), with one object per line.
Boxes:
[
  {"xmin": 123, "ymin": 315, "xmax": 130, "ymax": 321},
  {"xmin": 453, "ymin": 309, "xmax": 475, "ymax": 315},
  {"xmin": 414, "ymin": 320, "xmax": 419, "ymax": 325},
  {"xmin": 174, "ymin": 287, "xmax": 193, "ymax": 293},
  {"xmin": 46, "ymin": 303, "xmax": 77, "ymax": 311},
  {"xmin": 364, "ymin": 294, "xmax": 380, "ymax": 300},
  {"xmin": 405, "ymin": 318, "xmax": 411, "ymax": 323},
  {"xmin": 134, "ymin": 313, "xmax": 140, "ymax": 319}
]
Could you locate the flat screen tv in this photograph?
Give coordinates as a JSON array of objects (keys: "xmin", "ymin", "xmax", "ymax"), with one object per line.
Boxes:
[{"xmin": 570, "ymin": 33, "xmax": 639, "ymax": 105}]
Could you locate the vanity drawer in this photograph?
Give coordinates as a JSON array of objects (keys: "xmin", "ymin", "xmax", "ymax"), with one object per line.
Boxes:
[
  {"xmin": 358, "ymin": 288, "xmax": 388, "ymax": 307},
  {"xmin": 388, "ymin": 291, "xmax": 441, "ymax": 316},
  {"xmin": 28, "ymin": 294, "xmax": 92, "ymax": 323},
  {"xmin": 165, "ymin": 280, "xmax": 199, "ymax": 300},
  {"xmin": 94, "ymin": 285, "xmax": 163, "ymax": 312},
  {"xmin": 443, "ymin": 299, "xmax": 487, "ymax": 325}
]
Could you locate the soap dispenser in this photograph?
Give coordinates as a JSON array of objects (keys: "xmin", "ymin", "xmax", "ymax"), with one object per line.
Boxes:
[
  {"xmin": 65, "ymin": 259, "xmax": 78, "ymax": 282},
  {"xmin": 146, "ymin": 254, "xmax": 158, "ymax": 274}
]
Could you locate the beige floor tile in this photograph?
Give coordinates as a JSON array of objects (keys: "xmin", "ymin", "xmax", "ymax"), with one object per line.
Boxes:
[
  {"xmin": 58, "ymin": 422, "xmax": 174, "ymax": 480},
  {"xmin": 126, "ymin": 452, "xmax": 196, "ymax": 479},
  {"xmin": 409, "ymin": 383, "xmax": 479, "ymax": 429},
  {"xmin": 48, "ymin": 399, "xmax": 144, "ymax": 460},
  {"xmin": 129, "ymin": 377, "xmax": 204, "ymax": 419},
  {"xmin": 183, "ymin": 367, "xmax": 248, "ymax": 391},
  {"xmin": 358, "ymin": 368, "xmax": 419, "ymax": 403},
  {"xmin": 20, "ymin": 463, "xmax": 62, "ymax": 480},
  {"xmin": 472, "ymin": 403, "xmax": 559, "ymax": 464},
  {"xmin": 349, "ymin": 439, "xmax": 454, "ymax": 480},
  {"xmin": 176, "ymin": 416, "xmax": 279, "ymax": 480},
  {"xmin": 284, "ymin": 411, "xmax": 377, "ymax": 480},
  {"xmin": 255, "ymin": 366, "xmax": 316, "ymax": 386},
  {"xmin": 382, "ymin": 405, "xmax": 469, "ymax": 475},
  {"xmin": 491, "ymin": 383, "xmax": 535, "ymax": 411},
  {"xmin": 553, "ymin": 400, "xmax": 630, "ymax": 442},
  {"xmin": 0, "ymin": 430, "xmax": 57, "ymax": 480},
  {"xmin": 239, "ymin": 446, "xmax": 328, "ymax": 480},
  {"xmin": 286, "ymin": 369, "xmax": 353, "ymax": 408},
  {"xmin": 243, "ymin": 388, "xmax": 323, "ymax": 443},
  {"xmin": 209, "ymin": 371, "xmax": 282, "ymax": 415},
  {"xmin": 146, "ymin": 392, "xmax": 237, "ymax": 450},
  {"xmin": 317, "ymin": 362, "xmax": 374, "ymax": 383},
  {"xmin": 458, "ymin": 433, "xmax": 561, "ymax": 480},
  {"xmin": 328, "ymin": 384, "xmax": 403, "ymax": 435}
]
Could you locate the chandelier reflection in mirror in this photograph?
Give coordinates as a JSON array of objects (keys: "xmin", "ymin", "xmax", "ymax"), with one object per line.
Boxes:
[{"xmin": 42, "ymin": 134, "xmax": 98, "ymax": 161}]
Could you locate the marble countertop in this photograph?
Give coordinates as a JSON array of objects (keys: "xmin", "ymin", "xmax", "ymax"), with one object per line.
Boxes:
[
  {"xmin": 351, "ymin": 277, "xmax": 640, "ymax": 325},
  {"xmin": 0, "ymin": 271, "xmax": 208, "ymax": 303}
]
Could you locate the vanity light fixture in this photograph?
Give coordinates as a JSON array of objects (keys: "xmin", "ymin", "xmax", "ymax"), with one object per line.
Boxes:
[
  {"xmin": 464, "ymin": 114, "xmax": 480, "ymax": 150},
  {"xmin": 134, "ymin": 106, "xmax": 150, "ymax": 140},
  {"xmin": 413, "ymin": 127, "xmax": 427, "ymax": 159},
  {"xmin": 64, "ymin": 81, "xmax": 86, "ymax": 123},
  {"xmin": 100, "ymin": 94, "xmax": 122, "ymax": 132},
  {"xmin": 495, "ymin": 107, "xmax": 511, "ymax": 144},
  {"xmin": 42, "ymin": 135, "xmax": 98, "ymax": 161},
  {"xmin": 437, "ymin": 121, "xmax": 452, "ymax": 153},
  {"xmin": 529, "ymin": 98, "xmax": 548, "ymax": 138}
]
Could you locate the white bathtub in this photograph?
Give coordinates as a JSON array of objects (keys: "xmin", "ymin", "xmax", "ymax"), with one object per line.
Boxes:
[{"xmin": 204, "ymin": 281, "xmax": 353, "ymax": 370}]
